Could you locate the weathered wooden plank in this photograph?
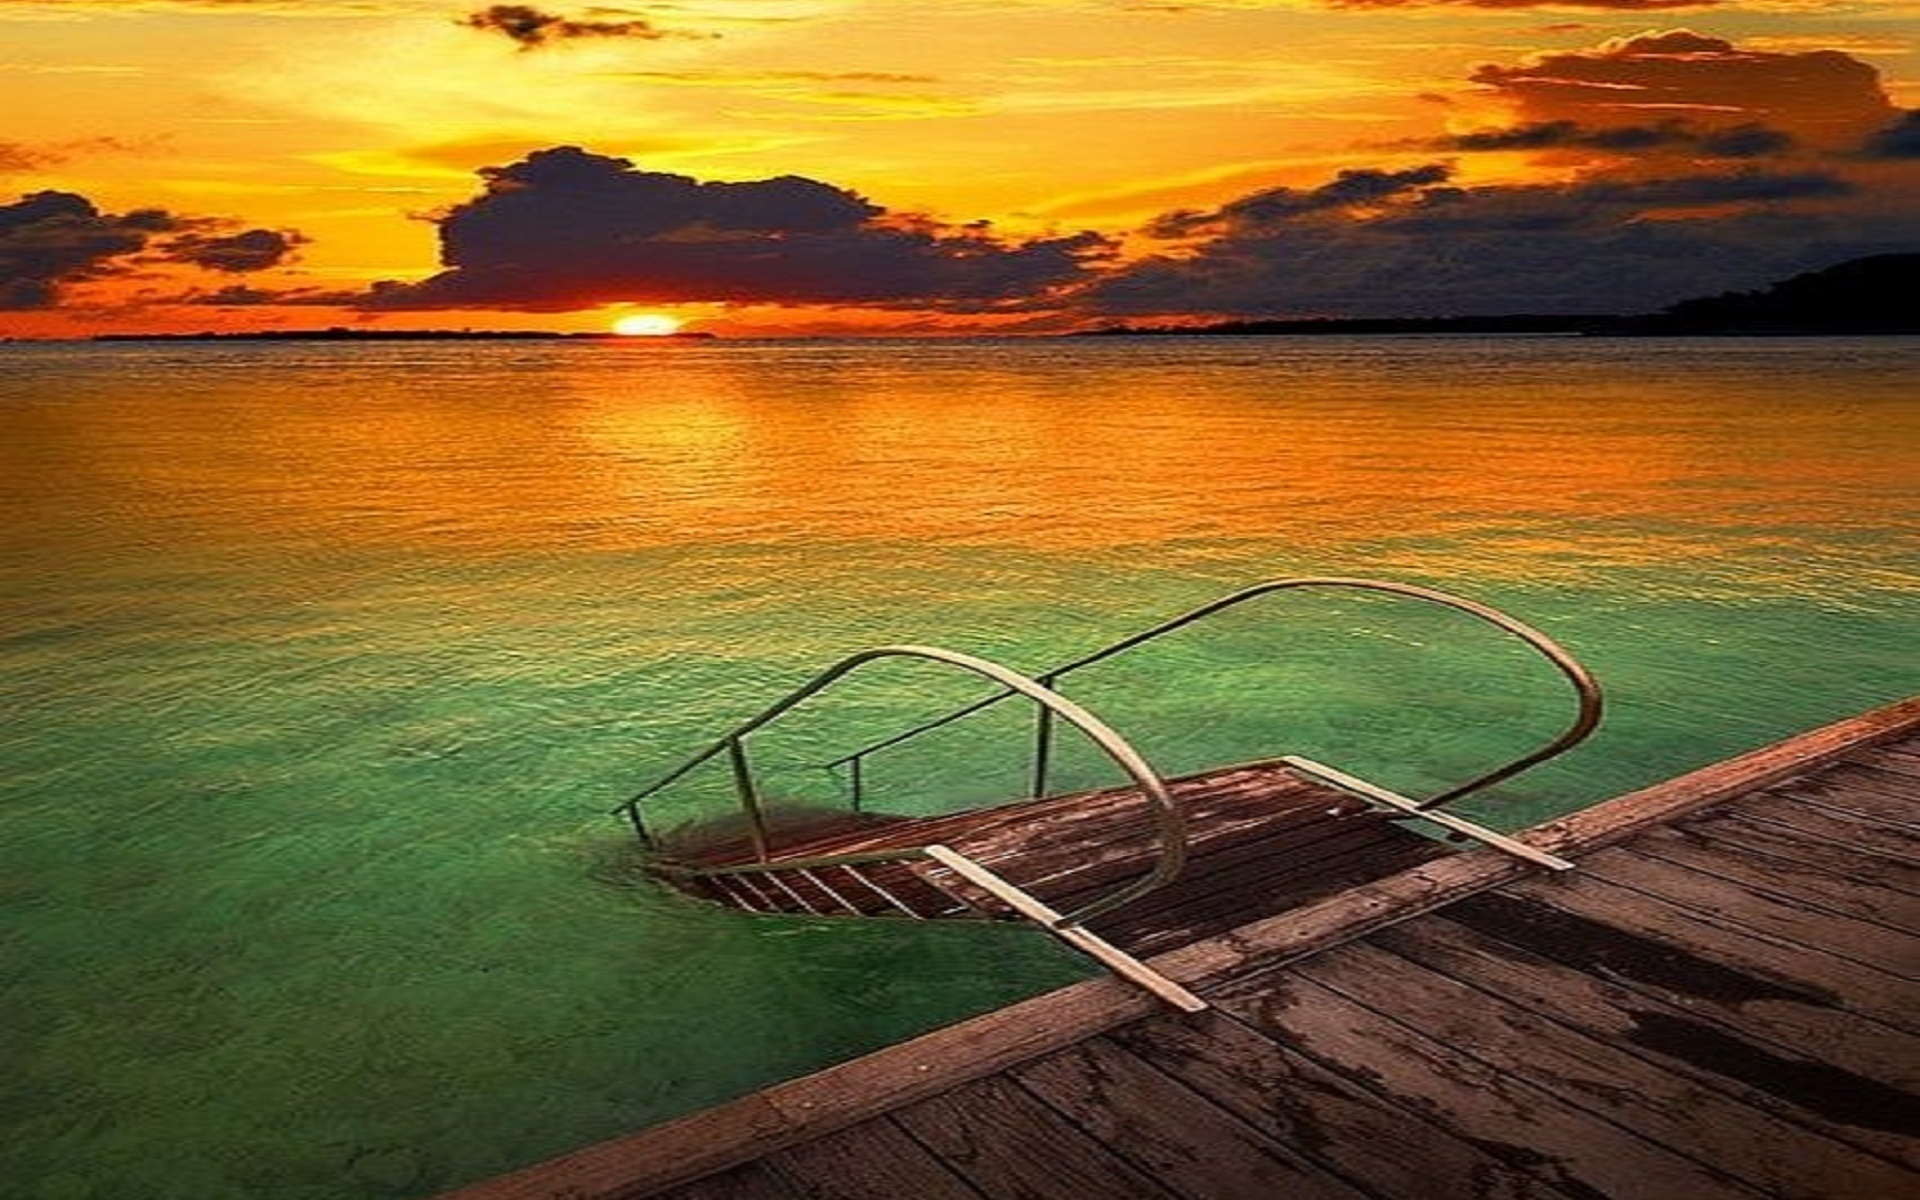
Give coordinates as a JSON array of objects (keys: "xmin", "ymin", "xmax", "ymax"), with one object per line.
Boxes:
[
  {"xmin": 1579, "ymin": 847, "xmax": 1918, "ymax": 981},
  {"xmin": 1765, "ymin": 776, "xmax": 1919, "ymax": 826},
  {"xmin": 1490, "ymin": 874, "xmax": 1920, "ymax": 1036},
  {"xmin": 652, "ymin": 1162, "xmax": 799, "ymax": 1200},
  {"xmin": 1011, "ymin": 1035, "xmax": 1373, "ymax": 1200},
  {"xmin": 1213, "ymin": 968, "xmax": 1771, "ymax": 1200},
  {"xmin": 980, "ymin": 799, "xmax": 1371, "ymax": 900},
  {"xmin": 1628, "ymin": 822, "xmax": 1920, "ymax": 931},
  {"xmin": 1737, "ymin": 790, "xmax": 1920, "ymax": 866},
  {"xmin": 1068, "ymin": 819, "xmax": 1423, "ymax": 925},
  {"xmin": 761, "ymin": 1117, "xmax": 984, "ymax": 1200},
  {"xmin": 1112, "ymin": 1009, "xmax": 1579, "ymax": 1200},
  {"xmin": 1299, "ymin": 934, "xmax": 1920, "ymax": 1200},
  {"xmin": 1070, "ymin": 813, "xmax": 1421, "ymax": 922},
  {"xmin": 1687, "ymin": 802, "xmax": 1920, "ymax": 884},
  {"xmin": 1444, "ymin": 885, "xmax": 1920, "ymax": 1093},
  {"xmin": 1380, "ymin": 913, "xmax": 1920, "ymax": 1172},
  {"xmin": 912, "ymin": 761, "xmax": 1332, "ymax": 863},
  {"xmin": 1772, "ymin": 765, "xmax": 1918, "ymax": 817},
  {"xmin": 953, "ymin": 778, "xmax": 1343, "ymax": 892},
  {"xmin": 892, "ymin": 1074, "xmax": 1183, "ymax": 1200},
  {"xmin": 1090, "ymin": 831, "xmax": 1443, "ymax": 957},
  {"xmin": 1800, "ymin": 762, "xmax": 1920, "ymax": 807},
  {"xmin": 1847, "ymin": 742, "xmax": 1920, "ymax": 781}
]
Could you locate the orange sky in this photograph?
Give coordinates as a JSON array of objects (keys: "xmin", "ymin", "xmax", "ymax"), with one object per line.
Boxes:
[{"xmin": 1, "ymin": 0, "xmax": 1916, "ymax": 337}]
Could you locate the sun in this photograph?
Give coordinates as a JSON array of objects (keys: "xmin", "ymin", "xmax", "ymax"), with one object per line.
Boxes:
[{"xmin": 611, "ymin": 313, "xmax": 684, "ymax": 337}]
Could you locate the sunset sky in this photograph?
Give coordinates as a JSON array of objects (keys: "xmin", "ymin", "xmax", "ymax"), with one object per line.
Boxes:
[{"xmin": 2, "ymin": 0, "xmax": 1916, "ymax": 336}]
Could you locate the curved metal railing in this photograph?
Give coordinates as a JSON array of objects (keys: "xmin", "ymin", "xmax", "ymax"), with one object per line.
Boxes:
[
  {"xmin": 823, "ymin": 577, "xmax": 1602, "ymax": 811},
  {"xmin": 615, "ymin": 644, "xmax": 1185, "ymax": 926}
]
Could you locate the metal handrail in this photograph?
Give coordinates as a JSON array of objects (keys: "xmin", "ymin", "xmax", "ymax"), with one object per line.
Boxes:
[
  {"xmin": 615, "ymin": 644, "xmax": 1186, "ymax": 926},
  {"xmin": 823, "ymin": 577, "xmax": 1602, "ymax": 811}
]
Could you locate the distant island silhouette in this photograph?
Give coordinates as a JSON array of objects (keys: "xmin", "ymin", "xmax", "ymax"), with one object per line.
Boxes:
[
  {"xmin": 94, "ymin": 328, "xmax": 718, "ymax": 342},
  {"xmin": 80, "ymin": 254, "xmax": 1914, "ymax": 342},
  {"xmin": 1077, "ymin": 254, "xmax": 1920, "ymax": 338}
]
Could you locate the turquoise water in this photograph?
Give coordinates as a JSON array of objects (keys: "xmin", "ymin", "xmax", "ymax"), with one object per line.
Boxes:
[{"xmin": 3, "ymin": 336, "xmax": 1915, "ymax": 1198}]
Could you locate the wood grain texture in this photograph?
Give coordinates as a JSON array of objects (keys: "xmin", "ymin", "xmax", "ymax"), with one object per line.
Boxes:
[
  {"xmin": 1011, "ymin": 1036, "xmax": 1371, "ymax": 1200},
  {"xmin": 1380, "ymin": 913, "xmax": 1920, "ymax": 1171},
  {"xmin": 1734, "ymin": 789, "xmax": 1920, "ymax": 865},
  {"xmin": 1112, "ymin": 1009, "xmax": 1578, "ymax": 1200},
  {"xmin": 1293, "ymin": 935, "xmax": 1920, "ymax": 1200},
  {"xmin": 762, "ymin": 1117, "xmax": 985, "ymax": 1200},
  {"xmin": 892, "ymin": 1074, "xmax": 1183, "ymax": 1200},
  {"xmin": 1497, "ymin": 871, "xmax": 1920, "ymax": 1035},
  {"xmin": 1213, "ymin": 969, "xmax": 1772, "ymax": 1200},
  {"xmin": 1577, "ymin": 846, "xmax": 1918, "ymax": 981}
]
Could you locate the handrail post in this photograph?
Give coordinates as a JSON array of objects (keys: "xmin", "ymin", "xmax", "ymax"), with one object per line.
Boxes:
[
  {"xmin": 622, "ymin": 800, "xmax": 655, "ymax": 851},
  {"xmin": 1031, "ymin": 674, "xmax": 1058, "ymax": 799},
  {"xmin": 848, "ymin": 754, "xmax": 866, "ymax": 813},
  {"xmin": 727, "ymin": 737, "xmax": 771, "ymax": 862}
]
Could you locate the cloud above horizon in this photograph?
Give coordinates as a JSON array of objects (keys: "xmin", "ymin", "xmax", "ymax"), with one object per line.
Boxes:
[
  {"xmin": 1470, "ymin": 30, "xmax": 1897, "ymax": 146},
  {"xmin": 359, "ymin": 146, "xmax": 1114, "ymax": 311},
  {"xmin": 0, "ymin": 190, "xmax": 303, "ymax": 310},
  {"xmin": 1861, "ymin": 111, "xmax": 1920, "ymax": 159},
  {"xmin": 1082, "ymin": 30, "xmax": 1918, "ymax": 321},
  {"xmin": 0, "ymin": 137, "xmax": 149, "ymax": 174},
  {"xmin": 1423, "ymin": 118, "xmax": 1795, "ymax": 159},
  {"xmin": 457, "ymin": 6, "xmax": 701, "ymax": 50},
  {"xmin": 1081, "ymin": 161, "xmax": 1908, "ymax": 319}
]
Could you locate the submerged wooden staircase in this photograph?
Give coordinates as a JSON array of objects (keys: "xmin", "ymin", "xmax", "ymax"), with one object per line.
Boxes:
[{"xmin": 620, "ymin": 578, "xmax": 1603, "ymax": 1003}]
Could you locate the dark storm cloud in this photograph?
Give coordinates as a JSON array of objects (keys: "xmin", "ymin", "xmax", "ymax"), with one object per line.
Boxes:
[
  {"xmin": 0, "ymin": 191, "xmax": 168, "ymax": 309},
  {"xmin": 176, "ymin": 283, "xmax": 342, "ymax": 306},
  {"xmin": 1087, "ymin": 162, "xmax": 1909, "ymax": 319},
  {"xmin": 1859, "ymin": 111, "xmax": 1920, "ymax": 160},
  {"xmin": 1572, "ymin": 170, "xmax": 1852, "ymax": 206},
  {"xmin": 1149, "ymin": 165, "xmax": 1451, "ymax": 238},
  {"xmin": 360, "ymin": 146, "xmax": 1114, "ymax": 311},
  {"xmin": 0, "ymin": 190, "xmax": 303, "ymax": 309},
  {"xmin": 1428, "ymin": 119, "xmax": 1793, "ymax": 158},
  {"xmin": 458, "ymin": 5, "xmax": 695, "ymax": 49},
  {"xmin": 161, "ymin": 228, "xmax": 307, "ymax": 273}
]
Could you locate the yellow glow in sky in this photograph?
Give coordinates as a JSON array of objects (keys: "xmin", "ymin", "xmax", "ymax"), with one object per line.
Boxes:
[
  {"xmin": 611, "ymin": 312, "xmax": 684, "ymax": 336},
  {"xmin": 1, "ymin": 0, "xmax": 1915, "ymax": 336}
]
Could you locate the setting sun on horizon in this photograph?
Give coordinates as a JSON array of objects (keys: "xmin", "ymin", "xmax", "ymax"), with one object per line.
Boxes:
[{"xmin": 610, "ymin": 313, "xmax": 684, "ymax": 337}]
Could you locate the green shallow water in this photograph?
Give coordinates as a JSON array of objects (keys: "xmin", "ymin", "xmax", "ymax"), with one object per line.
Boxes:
[{"xmin": 2, "ymin": 336, "xmax": 1916, "ymax": 1198}]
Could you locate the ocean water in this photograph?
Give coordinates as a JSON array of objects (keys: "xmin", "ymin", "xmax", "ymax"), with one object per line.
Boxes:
[{"xmin": 3, "ymin": 335, "xmax": 1915, "ymax": 1199}]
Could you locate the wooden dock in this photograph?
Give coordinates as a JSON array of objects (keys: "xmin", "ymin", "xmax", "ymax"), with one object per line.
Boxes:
[{"xmin": 443, "ymin": 696, "xmax": 1920, "ymax": 1200}]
